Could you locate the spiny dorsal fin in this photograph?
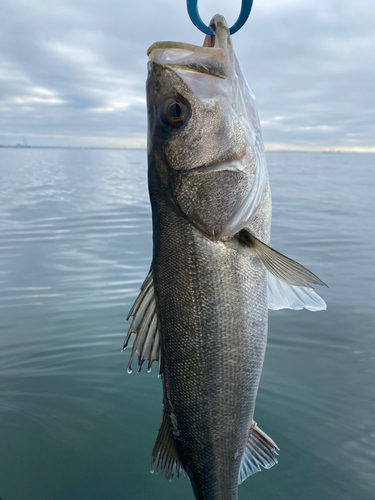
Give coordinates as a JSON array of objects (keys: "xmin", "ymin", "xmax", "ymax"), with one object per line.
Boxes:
[
  {"xmin": 239, "ymin": 229, "xmax": 328, "ymax": 289},
  {"xmin": 123, "ymin": 268, "xmax": 161, "ymax": 374},
  {"xmin": 238, "ymin": 421, "xmax": 279, "ymax": 484},
  {"xmin": 151, "ymin": 408, "xmax": 185, "ymax": 481}
]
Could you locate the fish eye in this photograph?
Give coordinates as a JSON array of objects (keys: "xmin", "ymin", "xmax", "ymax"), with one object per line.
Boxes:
[{"xmin": 161, "ymin": 98, "xmax": 189, "ymax": 127}]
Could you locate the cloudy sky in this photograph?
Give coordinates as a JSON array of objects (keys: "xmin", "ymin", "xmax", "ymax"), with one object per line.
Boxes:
[{"xmin": 1, "ymin": 0, "xmax": 374, "ymax": 150}]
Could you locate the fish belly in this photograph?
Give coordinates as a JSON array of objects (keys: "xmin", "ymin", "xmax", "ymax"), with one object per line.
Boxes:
[{"xmin": 153, "ymin": 202, "xmax": 268, "ymax": 500}]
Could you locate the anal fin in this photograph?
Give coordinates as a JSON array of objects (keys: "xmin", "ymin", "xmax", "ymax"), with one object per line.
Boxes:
[
  {"xmin": 151, "ymin": 408, "xmax": 185, "ymax": 481},
  {"xmin": 238, "ymin": 421, "xmax": 279, "ymax": 484}
]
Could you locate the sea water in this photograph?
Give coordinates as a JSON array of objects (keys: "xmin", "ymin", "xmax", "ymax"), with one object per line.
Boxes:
[{"xmin": 0, "ymin": 148, "xmax": 374, "ymax": 500}]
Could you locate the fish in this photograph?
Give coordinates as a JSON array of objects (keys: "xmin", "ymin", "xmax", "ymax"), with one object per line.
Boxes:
[{"xmin": 123, "ymin": 14, "xmax": 327, "ymax": 500}]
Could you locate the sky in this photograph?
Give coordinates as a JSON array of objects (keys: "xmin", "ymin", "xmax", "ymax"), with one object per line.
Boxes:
[{"xmin": 1, "ymin": 0, "xmax": 374, "ymax": 151}]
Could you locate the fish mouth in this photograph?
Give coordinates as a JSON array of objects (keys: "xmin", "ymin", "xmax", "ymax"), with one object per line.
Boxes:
[
  {"xmin": 147, "ymin": 15, "xmax": 229, "ymax": 56},
  {"xmin": 147, "ymin": 16, "xmax": 231, "ymax": 80},
  {"xmin": 147, "ymin": 18, "xmax": 232, "ymax": 83},
  {"xmin": 147, "ymin": 41, "xmax": 222, "ymax": 57},
  {"xmin": 147, "ymin": 41, "xmax": 228, "ymax": 79}
]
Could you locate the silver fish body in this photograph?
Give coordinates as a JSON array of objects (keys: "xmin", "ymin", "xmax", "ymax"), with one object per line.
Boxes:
[
  {"xmin": 124, "ymin": 14, "xmax": 326, "ymax": 500},
  {"xmin": 147, "ymin": 16, "xmax": 274, "ymax": 499},
  {"xmin": 150, "ymin": 190, "xmax": 269, "ymax": 500}
]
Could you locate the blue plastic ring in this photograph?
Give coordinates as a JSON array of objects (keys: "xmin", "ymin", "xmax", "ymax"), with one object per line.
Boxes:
[{"xmin": 186, "ymin": 0, "xmax": 253, "ymax": 35}]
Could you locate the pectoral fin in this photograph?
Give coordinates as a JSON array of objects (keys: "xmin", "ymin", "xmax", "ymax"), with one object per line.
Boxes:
[
  {"xmin": 123, "ymin": 268, "xmax": 161, "ymax": 374},
  {"xmin": 238, "ymin": 229, "xmax": 327, "ymax": 289},
  {"xmin": 267, "ymin": 272, "xmax": 327, "ymax": 311},
  {"xmin": 151, "ymin": 407, "xmax": 185, "ymax": 481},
  {"xmin": 238, "ymin": 421, "xmax": 279, "ymax": 484}
]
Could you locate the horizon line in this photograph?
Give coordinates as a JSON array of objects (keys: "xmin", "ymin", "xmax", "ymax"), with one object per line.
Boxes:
[{"xmin": 1, "ymin": 144, "xmax": 375, "ymax": 154}]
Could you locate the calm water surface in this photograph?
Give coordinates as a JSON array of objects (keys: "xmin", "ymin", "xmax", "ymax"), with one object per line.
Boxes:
[{"xmin": 0, "ymin": 148, "xmax": 374, "ymax": 500}]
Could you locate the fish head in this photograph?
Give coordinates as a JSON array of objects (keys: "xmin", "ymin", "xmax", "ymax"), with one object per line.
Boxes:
[{"xmin": 147, "ymin": 15, "xmax": 268, "ymax": 239}]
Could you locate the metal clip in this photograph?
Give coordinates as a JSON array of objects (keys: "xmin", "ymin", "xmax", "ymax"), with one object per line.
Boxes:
[{"xmin": 186, "ymin": 0, "xmax": 253, "ymax": 35}]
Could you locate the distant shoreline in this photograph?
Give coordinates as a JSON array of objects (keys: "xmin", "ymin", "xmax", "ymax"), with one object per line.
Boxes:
[
  {"xmin": 0, "ymin": 145, "xmax": 374, "ymax": 154},
  {"xmin": 264, "ymin": 145, "xmax": 375, "ymax": 154},
  {"xmin": 0, "ymin": 145, "xmax": 145, "ymax": 151}
]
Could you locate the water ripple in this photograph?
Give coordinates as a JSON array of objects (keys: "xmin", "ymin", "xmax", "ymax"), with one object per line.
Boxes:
[{"xmin": 0, "ymin": 148, "xmax": 374, "ymax": 500}]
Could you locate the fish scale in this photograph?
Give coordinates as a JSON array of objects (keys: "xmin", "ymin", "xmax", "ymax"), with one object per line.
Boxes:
[{"xmin": 151, "ymin": 194, "xmax": 268, "ymax": 499}]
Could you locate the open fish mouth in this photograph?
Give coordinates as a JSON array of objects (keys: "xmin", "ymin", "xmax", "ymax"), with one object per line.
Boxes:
[
  {"xmin": 147, "ymin": 41, "xmax": 228, "ymax": 80},
  {"xmin": 147, "ymin": 40, "xmax": 225, "ymax": 56},
  {"xmin": 147, "ymin": 15, "xmax": 230, "ymax": 66}
]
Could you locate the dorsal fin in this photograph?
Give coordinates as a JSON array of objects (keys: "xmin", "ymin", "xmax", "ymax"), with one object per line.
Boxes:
[{"xmin": 123, "ymin": 269, "xmax": 161, "ymax": 374}]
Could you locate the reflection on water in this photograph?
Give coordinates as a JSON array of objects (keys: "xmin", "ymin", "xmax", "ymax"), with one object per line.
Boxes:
[{"xmin": 0, "ymin": 149, "xmax": 374, "ymax": 500}]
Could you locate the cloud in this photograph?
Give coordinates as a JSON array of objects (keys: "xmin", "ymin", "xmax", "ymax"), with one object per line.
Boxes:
[{"xmin": 0, "ymin": 0, "xmax": 374, "ymax": 148}]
